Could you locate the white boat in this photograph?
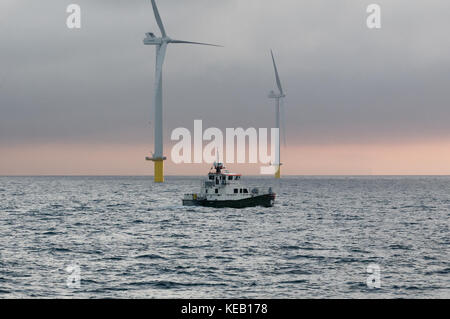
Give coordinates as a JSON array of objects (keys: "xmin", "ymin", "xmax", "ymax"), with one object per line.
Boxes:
[{"xmin": 182, "ymin": 161, "xmax": 276, "ymax": 208}]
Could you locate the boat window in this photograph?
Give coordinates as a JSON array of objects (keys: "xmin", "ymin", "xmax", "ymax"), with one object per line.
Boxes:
[
  {"xmin": 215, "ymin": 188, "xmax": 218, "ymax": 194},
  {"xmin": 239, "ymin": 189, "xmax": 242, "ymax": 193},
  {"xmin": 243, "ymin": 188, "xmax": 248, "ymax": 193},
  {"xmin": 228, "ymin": 176, "xmax": 233, "ymax": 180},
  {"xmin": 206, "ymin": 189, "xmax": 208, "ymax": 193},
  {"xmin": 234, "ymin": 189, "xmax": 238, "ymax": 194},
  {"xmin": 209, "ymin": 175, "xmax": 214, "ymax": 180}
]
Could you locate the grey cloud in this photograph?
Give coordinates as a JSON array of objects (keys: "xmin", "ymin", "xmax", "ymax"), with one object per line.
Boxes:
[{"xmin": 1, "ymin": 0, "xmax": 449, "ymax": 146}]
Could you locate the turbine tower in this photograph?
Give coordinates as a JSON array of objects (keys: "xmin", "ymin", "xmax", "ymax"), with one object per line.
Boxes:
[
  {"xmin": 144, "ymin": 0, "xmax": 220, "ymax": 182},
  {"xmin": 268, "ymin": 50, "xmax": 286, "ymax": 179}
]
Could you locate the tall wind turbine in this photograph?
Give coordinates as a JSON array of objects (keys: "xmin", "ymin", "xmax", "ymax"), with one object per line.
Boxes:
[
  {"xmin": 143, "ymin": 0, "xmax": 221, "ymax": 183},
  {"xmin": 268, "ymin": 50, "xmax": 286, "ymax": 179}
]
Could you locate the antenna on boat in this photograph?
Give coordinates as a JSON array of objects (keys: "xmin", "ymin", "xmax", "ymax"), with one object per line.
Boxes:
[{"xmin": 213, "ymin": 147, "xmax": 224, "ymax": 173}]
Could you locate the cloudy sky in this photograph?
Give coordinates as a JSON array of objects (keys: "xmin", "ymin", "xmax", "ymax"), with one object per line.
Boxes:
[{"xmin": 1, "ymin": 0, "xmax": 449, "ymax": 175}]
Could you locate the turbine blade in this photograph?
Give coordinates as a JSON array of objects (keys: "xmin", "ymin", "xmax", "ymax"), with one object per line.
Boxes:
[
  {"xmin": 280, "ymin": 98, "xmax": 287, "ymax": 147},
  {"xmin": 170, "ymin": 40, "xmax": 223, "ymax": 47},
  {"xmin": 155, "ymin": 43, "xmax": 168, "ymax": 90},
  {"xmin": 151, "ymin": 0, "xmax": 167, "ymax": 37},
  {"xmin": 271, "ymin": 50, "xmax": 284, "ymax": 95}
]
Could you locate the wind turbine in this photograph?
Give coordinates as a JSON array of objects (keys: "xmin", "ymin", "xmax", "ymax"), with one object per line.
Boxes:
[
  {"xmin": 268, "ymin": 50, "xmax": 286, "ymax": 179},
  {"xmin": 143, "ymin": 0, "xmax": 221, "ymax": 183}
]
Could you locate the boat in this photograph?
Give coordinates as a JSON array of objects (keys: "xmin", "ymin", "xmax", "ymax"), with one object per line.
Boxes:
[{"xmin": 182, "ymin": 161, "xmax": 276, "ymax": 208}]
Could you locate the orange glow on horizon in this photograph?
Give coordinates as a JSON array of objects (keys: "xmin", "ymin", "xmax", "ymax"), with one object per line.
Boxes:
[{"xmin": 1, "ymin": 141, "xmax": 449, "ymax": 176}]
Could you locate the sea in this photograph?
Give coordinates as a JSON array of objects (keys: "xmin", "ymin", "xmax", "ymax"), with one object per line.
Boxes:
[{"xmin": 0, "ymin": 176, "xmax": 448, "ymax": 298}]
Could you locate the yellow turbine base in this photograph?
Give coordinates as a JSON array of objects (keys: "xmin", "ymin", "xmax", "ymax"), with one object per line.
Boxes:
[
  {"xmin": 154, "ymin": 160, "xmax": 164, "ymax": 183},
  {"xmin": 275, "ymin": 165, "xmax": 281, "ymax": 179}
]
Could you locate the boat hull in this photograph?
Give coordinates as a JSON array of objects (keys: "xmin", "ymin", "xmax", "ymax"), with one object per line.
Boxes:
[{"xmin": 183, "ymin": 193, "xmax": 276, "ymax": 208}]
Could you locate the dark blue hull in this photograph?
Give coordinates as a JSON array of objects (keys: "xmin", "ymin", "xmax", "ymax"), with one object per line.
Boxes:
[{"xmin": 183, "ymin": 193, "xmax": 276, "ymax": 208}]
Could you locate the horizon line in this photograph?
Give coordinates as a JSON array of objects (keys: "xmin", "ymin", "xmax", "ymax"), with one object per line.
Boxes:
[{"xmin": 1, "ymin": 174, "xmax": 449, "ymax": 177}]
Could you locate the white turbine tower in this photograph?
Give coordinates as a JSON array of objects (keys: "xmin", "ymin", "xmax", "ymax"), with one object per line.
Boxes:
[
  {"xmin": 144, "ymin": 0, "xmax": 221, "ymax": 183},
  {"xmin": 268, "ymin": 50, "xmax": 286, "ymax": 179}
]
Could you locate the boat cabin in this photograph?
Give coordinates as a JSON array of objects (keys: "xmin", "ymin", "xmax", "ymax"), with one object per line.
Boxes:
[{"xmin": 199, "ymin": 162, "xmax": 256, "ymax": 199}]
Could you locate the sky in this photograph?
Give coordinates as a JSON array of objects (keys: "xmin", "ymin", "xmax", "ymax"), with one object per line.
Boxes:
[{"xmin": 1, "ymin": 0, "xmax": 449, "ymax": 175}]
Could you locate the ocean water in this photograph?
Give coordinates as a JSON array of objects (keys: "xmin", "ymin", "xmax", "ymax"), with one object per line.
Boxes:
[{"xmin": 0, "ymin": 176, "xmax": 448, "ymax": 298}]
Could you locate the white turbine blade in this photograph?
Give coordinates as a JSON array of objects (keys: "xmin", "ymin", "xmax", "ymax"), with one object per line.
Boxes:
[
  {"xmin": 151, "ymin": 0, "xmax": 166, "ymax": 37},
  {"xmin": 280, "ymin": 98, "xmax": 287, "ymax": 147},
  {"xmin": 155, "ymin": 42, "xmax": 167, "ymax": 85},
  {"xmin": 170, "ymin": 40, "xmax": 223, "ymax": 47},
  {"xmin": 271, "ymin": 50, "xmax": 284, "ymax": 95}
]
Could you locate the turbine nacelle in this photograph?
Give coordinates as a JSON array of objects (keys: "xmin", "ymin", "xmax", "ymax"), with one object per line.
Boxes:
[
  {"xmin": 268, "ymin": 90, "xmax": 285, "ymax": 99},
  {"xmin": 143, "ymin": 33, "xmax": 162, "ymax": 45}
]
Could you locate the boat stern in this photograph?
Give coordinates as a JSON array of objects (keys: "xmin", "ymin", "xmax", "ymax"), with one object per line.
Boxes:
[{"xmin": 182, "ymin": 193, "xmax": 199, "ymax": 206}]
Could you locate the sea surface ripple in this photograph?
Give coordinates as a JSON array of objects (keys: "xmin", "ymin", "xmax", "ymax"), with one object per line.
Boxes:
[{"xmin": 0, "ymin": 176, "xmax": 448, "ymax": 298}]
